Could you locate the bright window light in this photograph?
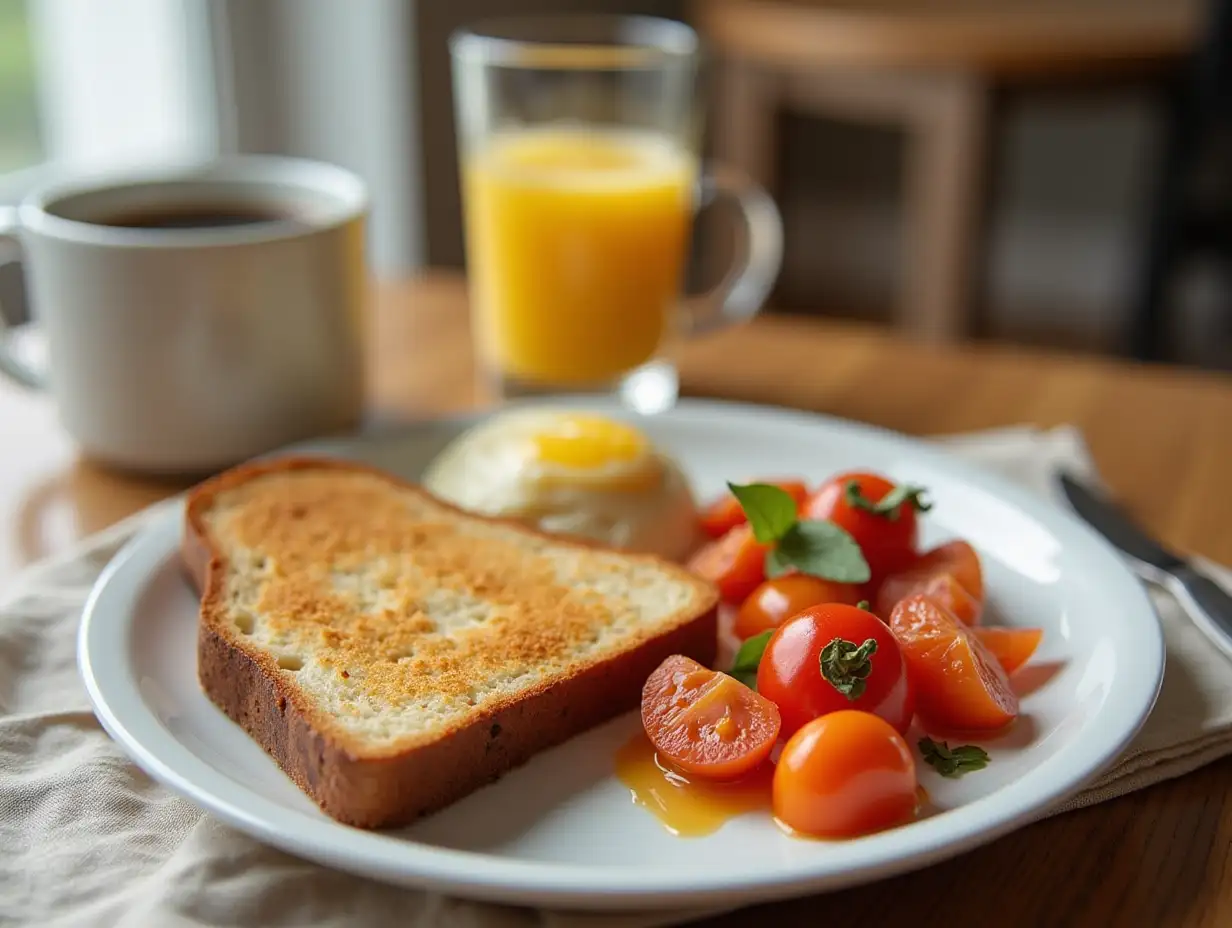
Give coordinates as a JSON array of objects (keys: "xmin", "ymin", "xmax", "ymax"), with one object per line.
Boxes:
[
  {"xmin": 0, "ymin": 0, "xmax": 216, "ymax": 200},
  {"xmin": 0, "ymin": 0, "xmax": 41, "ymax": 174}
]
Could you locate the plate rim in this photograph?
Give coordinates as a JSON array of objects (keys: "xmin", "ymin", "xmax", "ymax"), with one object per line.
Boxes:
[{"xmin": 78, "ymin": 397, "xmax": 1165, "ymax": 909}]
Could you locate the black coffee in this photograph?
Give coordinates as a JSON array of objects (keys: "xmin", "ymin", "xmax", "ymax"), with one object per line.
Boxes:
[{"xmin": 92, "ymin": 205, "xmax": 297, "ymax": 230}]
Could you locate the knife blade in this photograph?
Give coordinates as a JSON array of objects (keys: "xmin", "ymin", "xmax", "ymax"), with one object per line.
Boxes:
[
  {"xmin": 1059, "ymin": 473, "xmax": 1185, "ymax": 572},
  {"xmin": 1059, "ymin": 472, "xmax": 1232, "ymax": 658}
]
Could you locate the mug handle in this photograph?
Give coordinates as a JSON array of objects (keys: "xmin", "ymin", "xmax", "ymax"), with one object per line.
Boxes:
[
  {"xmin": 682, "ymin": 166, "xmax": 784, "ymax": 336},
  {"xmin": 0, "ymin": 206, "xmax": 48, "ymax": 389}
]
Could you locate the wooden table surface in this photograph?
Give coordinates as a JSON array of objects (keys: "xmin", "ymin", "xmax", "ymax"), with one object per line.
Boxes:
[{"xmin": 3, "ymin": 272, "xmax": 1232, "ymax": 926}]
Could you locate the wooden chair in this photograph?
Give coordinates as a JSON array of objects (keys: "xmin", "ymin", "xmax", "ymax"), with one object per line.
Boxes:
[
  {"xmin": 693, "ymin": 0, "xmax": 1202, "ymax": 343},
  {"xmin": 1130, "ymin": 0, "xmax": 1231, "ymax": 361}
]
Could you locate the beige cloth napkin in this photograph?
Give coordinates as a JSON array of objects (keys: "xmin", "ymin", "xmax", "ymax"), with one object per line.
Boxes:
[{"xmin": 2, "ymin": 425, "xmax": 1231, "ymax": 928}]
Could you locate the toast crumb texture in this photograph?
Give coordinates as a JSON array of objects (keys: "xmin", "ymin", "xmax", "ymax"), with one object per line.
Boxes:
[{"xmin": 185, "ymin": 457, "xmax": 717, "ymax": 828}]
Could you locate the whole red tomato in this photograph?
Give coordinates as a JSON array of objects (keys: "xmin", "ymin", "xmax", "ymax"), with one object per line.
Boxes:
[
  {"xmin": 802, "ymin": 472, "xmax": 928, "ymax": 585},
  {"xmin": 757, "ymin": 602, "xmax": 915, "ymax": 736}
]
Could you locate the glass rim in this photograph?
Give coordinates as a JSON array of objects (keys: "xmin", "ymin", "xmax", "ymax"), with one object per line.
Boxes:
[{"xmin": 449, "ymin": 14, "xmax": 698, "ymax": 71}]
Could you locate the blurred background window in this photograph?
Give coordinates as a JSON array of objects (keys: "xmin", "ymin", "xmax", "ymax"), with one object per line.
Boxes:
[
  {"xmin": 0, "ymin": 1, "xmax": 41, "ymax": 175},
  {"xmin": 0, "ymin": 0, "xmax": 216, "ymax": 201}
]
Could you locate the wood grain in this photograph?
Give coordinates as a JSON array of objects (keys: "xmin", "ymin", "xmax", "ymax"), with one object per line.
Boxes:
[
  {"xmin": 3, "ymin": 272, "xmax": 1232, "ymax": 926},
  {"xmin": 694, "ymin": 0, "xmax": 1200, "ymax": 77}
]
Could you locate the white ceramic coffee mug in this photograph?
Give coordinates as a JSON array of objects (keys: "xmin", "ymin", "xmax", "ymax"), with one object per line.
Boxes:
[{"xmin": 0, "ymin": 156, "xmax": 369, "ymax": 474}]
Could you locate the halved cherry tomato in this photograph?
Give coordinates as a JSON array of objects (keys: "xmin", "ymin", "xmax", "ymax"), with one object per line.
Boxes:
[
  {"xmin": 973, "ymin": 627, "xmax": 1043, "ymax": 675},
  {"xmin": 802, "ymin": 472, "xmax": 924, "ymax": 584},
  {"xmin": 889, "ymin": 595, "xmax": 1018, "ymax": 733},
  {"xmin": 641, "ymin": 654, "xmax": 781, "ymax": 780},
  {"xmin": 757, "ymin": 603, "xmax": 915, "ymax": 736},
  {"xmin": 773, "ymin": 710, "xmax": 917, "ymax": 838},
  {"xmin": 687, "ymin": 523, "xmax": 768, "ymax": 603},
  {"xmin": 911, "ymin": 540, "xmax": 984, "ymax": 603},
  {"xmin": 699, "ymin": 479, "xmax": 809, "ymax": 539},
  {"xmin": 733, "ymin": 575, "xmax": 861, "ymax": 640},
  {"xmin": 877, "ymin": 571, "xmax": 981, "ymax": 625}
]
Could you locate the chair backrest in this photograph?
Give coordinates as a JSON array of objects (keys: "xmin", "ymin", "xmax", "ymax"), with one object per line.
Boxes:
[{"xmin": 1193, "ymin": 0, "xmax": 1231, "ymax": 118}]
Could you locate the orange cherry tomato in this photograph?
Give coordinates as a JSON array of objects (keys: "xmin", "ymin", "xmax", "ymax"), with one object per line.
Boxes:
[
  {"xmin": 699, "ymin": 479, "xmax": 809, "ymax": 539},
  {"xmin": 733, "ymin": 575, "xmax": 862, "ymax": 640},
  {"xmin": 757, "ymin": 603, "xmax": 915, "ymax": 737},
  {"xmin": 687, "ymin": 523, "xmax": 769, "ymax": 603},
  {"xmin": 973, "ymin": 627, "xmax": 1043, "ymax": 675},
  {"xmin": 802, "ymin": 472, "xmax": 924, "ymax": 585},
  {"xmin": 641, "ymin": 654, "xmax": 781, "ymax": 780},
  {"xmin": 773, "ymin": 710, "xmax": 917, "ymax": 839},
  {"xmin": 877, "ymin": 571, "xmax": 981, "ymax": 625},
  {"xmin": 889, "ymin": 595, "xmax": 1018, "ymax": 733}
]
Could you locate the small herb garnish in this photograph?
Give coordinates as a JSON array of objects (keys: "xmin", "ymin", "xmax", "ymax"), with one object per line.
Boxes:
[
  {"xmin": 766, "ymin": 520, "xmax": 870, "ymax": 584},
  {"xmin": 919, "ymin": 738, "xmax": 989, "ymax": 778},
  {"xmin": 728, "ymin": 483, "xmax": 799, "ymax": 544},
  {"xmin": 845, "ymin": 481, "xmax": 932, "ymax": 521},
  {"xmin": 819, "ymin": 637, "xmax": 878, "ymax": 699},
  {"xmin": 856, "ymin": 599, "xmax": 871, "ymax": 611},
  {"xmin": 729, "ymin": 630, "xmax": 773, "ymax": 689},
  {"xmin": 728, "ymin": 483, "xmax": 870, "ymax": 584}
]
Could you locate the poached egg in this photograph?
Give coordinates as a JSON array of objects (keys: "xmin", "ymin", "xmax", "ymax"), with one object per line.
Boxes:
[{"xmin": 421, "ymin": 409, "xmax": 699, "ymax": 561}]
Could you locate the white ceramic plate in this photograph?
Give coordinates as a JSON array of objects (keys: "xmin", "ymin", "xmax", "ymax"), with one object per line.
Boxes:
[{"xmin": 79, "ymin": 398, "xmax": 1163, "ymax": 911}]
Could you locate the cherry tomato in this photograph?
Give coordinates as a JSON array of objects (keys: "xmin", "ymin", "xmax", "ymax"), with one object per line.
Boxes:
[
  {"xmin": 641, "ymin": 654, "xmax": 781, "ymax": 780},
  {"xmin": 889, "ymin": 595, "xmax": 1018, "ymax": 733},
  {"xmin": 699, "ymin": 479, "xmax": 809, "ymax": 539},
  {"xmin": 773, "ymin": 710, "xmax": 917, "ymax": 838},
  {"xmin": 912, "ymin": 540, "xmax": 984, "ymax": 603},
  {"xmin": 757, "ymin": 603, "xmax": 915, "ymax": 736},
  {"xmin": 973, "ymin": 627, "xmax": 1043, "ymax": 675},
  {"xmin": 733, "ymin": 575, "xmax": 862, "ymax": 640},
  {"xmin": 802, "ymin": 472, "xmax": 924, "ymax": 584},
  {"xmin": 687, "ymin": 523, "xmax": 769, "ymax": 603},
  {"xmin": 877, "ymin": 570, "xmax": 981, "ymax": 625}
]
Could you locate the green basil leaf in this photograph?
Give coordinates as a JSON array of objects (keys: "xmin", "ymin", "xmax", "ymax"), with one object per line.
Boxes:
[
  {"xmin": 729, "ymin": 629, "xmax": 774, "ymax": 689},
  {"xmin": 727, "ymin": 482, "xmax": 799, "ymax": 544},
  {"xmin": 919, "ymin": 737, "xmax": 990, "ymax": 778},
  {"xmin": 764, "ymin": 547, "xmax": 791, "ymax": 579},
  {"xmin": 771, "ymin": 520, "xmax": 871, "ymax": 584}
]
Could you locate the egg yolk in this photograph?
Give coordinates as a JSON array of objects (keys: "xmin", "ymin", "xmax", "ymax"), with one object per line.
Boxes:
[
  {"xmin": 531, "ymin": 415, "xmax": 648, "ymax": 471},
  {"xmin": 527, "ymin": 415, "xmax": 663, "ymax": 491}
]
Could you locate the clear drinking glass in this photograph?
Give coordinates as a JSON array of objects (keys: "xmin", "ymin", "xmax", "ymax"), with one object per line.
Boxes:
[{"xmin": 450, "ymin": 15, "xmax": 783, "ymax": 413}]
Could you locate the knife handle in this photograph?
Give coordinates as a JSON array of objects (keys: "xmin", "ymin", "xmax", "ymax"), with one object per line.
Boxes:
[{"xmin": 1171, "ymin": 565, "xmax": 1232, "ymax": 642}]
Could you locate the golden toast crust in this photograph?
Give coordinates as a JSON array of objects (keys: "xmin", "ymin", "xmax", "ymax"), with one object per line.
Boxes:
[{"xmin": 184, "ymin": 457, "xmax": 718, "ymax": 828}]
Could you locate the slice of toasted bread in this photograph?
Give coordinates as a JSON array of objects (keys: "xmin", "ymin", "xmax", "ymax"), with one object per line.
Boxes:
[{"xmin": 183, "ymin": 457, "xmax": 718, "ymax": 829}]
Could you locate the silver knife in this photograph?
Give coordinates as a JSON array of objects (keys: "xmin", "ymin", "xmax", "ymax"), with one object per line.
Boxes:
[{"xmin": 1060, "ymin": 472, "xmax": 1232, "ymax": 658}]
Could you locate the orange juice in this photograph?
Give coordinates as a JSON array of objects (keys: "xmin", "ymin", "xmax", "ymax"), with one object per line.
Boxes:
[{"xmin": 463, "ymin": 127, "xmax": 696, "ymax": 385}]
